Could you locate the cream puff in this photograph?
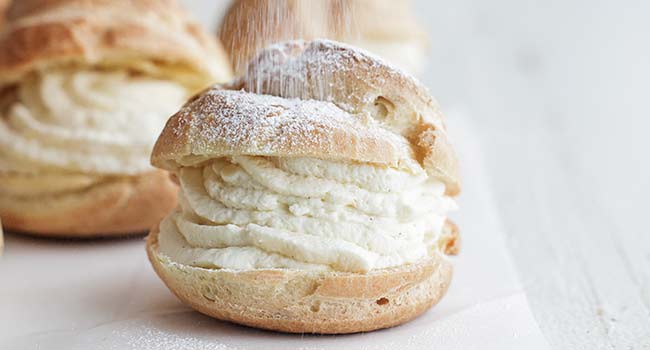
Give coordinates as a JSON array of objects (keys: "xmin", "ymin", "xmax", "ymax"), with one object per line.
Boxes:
[
  {"xmin": 219, "ymin": 0, "xmax": 429, "ymax": 75},
  {"xmin": 147, "ymin": 40, "xmax": 459, "ymax": 334},
  {"xmin": 0, "ymin": 0, "xmax": 232, "ymax": 237}
]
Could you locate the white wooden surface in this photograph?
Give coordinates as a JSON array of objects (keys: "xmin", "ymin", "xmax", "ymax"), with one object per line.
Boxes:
[
  {"xmin": 173, "ymin": 0, "xmax": 650, "ymax": 347},
  {"xmin": 410, "ymin": 0, "xmax": 650, "ymax": 348}
]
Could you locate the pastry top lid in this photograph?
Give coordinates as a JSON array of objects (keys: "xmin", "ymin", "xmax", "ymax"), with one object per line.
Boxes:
[{"xmin": 0, "ymin": 0, "xmax": 232, "ymax": 88}]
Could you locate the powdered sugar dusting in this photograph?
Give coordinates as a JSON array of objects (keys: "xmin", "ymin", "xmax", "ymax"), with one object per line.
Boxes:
[
  {"xmin": 220, "ymin": 0, "xmax": 359, "ymax": 74},
  {"xmin": 170, "ymin": 88, "xmax": 409, "ymax": 163},
  {"xmin": 153, "ymin": 40, "xmax": 451, "ymax": 177},
  {"xmin": 240, "ymin": 39, "xmax": 434, "ymax": 113}
]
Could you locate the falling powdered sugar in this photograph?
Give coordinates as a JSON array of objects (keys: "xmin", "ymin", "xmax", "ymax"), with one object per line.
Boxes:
[{"xmin": 239, "ymin": 39, "xmax": 434, "ymax": 114}]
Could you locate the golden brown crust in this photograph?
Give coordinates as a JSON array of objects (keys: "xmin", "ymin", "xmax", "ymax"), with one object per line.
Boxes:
[
  {"xmin": 151, "ymin": 89, "xmax": 414, "ymax": 172},
  {"xmin": 0, "ymin": 170, "xmax": 177, "ymax": 238},
  {"xmin": 0, "ymin": 0, "xmax": 232, "ymax": 89},
  {"xmin": 219, "ymin": 0, "xmax": 428, "ymax": 74},
  {"xmin": 146, "ymin": 225, "xmax": 453, "ymax": 334},
  {"xmin": 153, "ymin": 40, "xmax": 460, "ymax": 194}
]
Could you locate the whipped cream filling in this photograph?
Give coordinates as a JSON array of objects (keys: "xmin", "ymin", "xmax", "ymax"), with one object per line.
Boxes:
[
  {"xmin": 0, "ymin": 67, "xmax": 188, "ymax": 197},
  {"xmin": 159, "ymin": 156, "xmax": 457, "ymax": 273}
]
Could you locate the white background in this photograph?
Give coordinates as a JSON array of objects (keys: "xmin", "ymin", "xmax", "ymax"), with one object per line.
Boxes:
[{"xmin": 409, "ymin": 0, "xmax": 650, "ymax": 348}]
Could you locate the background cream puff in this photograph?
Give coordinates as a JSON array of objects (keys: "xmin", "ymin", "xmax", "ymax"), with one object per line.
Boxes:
[
  {"xmin": 147, "ymin": 40, "xmax": 459, "ymax": 334},
  {"xmin": 0, "ymin": 0, "xmax": 232, "ymax": 237}
]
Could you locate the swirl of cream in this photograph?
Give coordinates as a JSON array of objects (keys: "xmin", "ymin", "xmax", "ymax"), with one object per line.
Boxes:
[
  {"xmin": 0, "ymin": 68, "xmax": 188, "ymax": 176},
  {"xmin": 159, "ymin": 156, "xmax": 457, "ymax": 273}
]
